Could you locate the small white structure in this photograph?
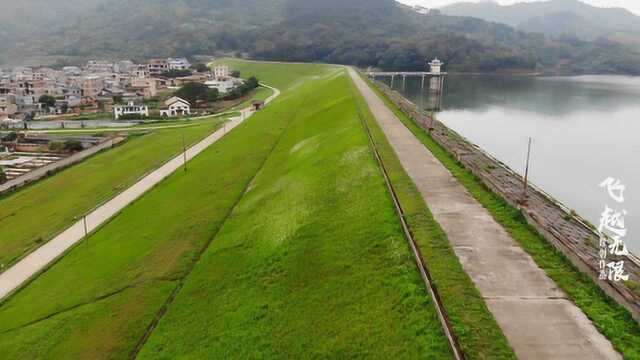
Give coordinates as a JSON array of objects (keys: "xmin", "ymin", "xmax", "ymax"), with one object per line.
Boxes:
[
  {"xmin": 213, "ymin": 65, "xmax": 230, "ymax": 80},
  {"xmin": 429, "ymin": 58, "xmax": 443, "ymax": 75},
  {"xmin": 113, "ymin": 101, "xmax": 149, "ymax": 119},
  {"xmin": 160, "ymin": 97, "xmax": 191, "ymax": 118}
]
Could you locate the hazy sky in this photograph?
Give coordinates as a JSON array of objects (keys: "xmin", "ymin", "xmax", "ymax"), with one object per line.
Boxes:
[{"xmin": 398, "ymin": 0, "xmax": 640, "ymax": 15}]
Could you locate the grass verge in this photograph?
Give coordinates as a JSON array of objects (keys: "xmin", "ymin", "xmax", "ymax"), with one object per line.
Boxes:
[
  {"xmin": 363, "ymin": 74, "xmax": 640, "ymax": 359},
  {"xmin": 0, "ymin": 118, "xmax": 223, "ymax": 271}
]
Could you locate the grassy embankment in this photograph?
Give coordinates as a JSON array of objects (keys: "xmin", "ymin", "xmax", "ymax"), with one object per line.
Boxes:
[
  {"xmin": 362, "ymin": 74, "xmax": 640, "ymax": 359},
  {"xmin": 0, "ymin": 118, "xmax": 223, "ymax": 271},
  {"xmin": 136, "ymin": 63, "xmax": 454, "ymax": 359},
  {"xmin": 0, "ymin": 62, "xmax": 454, "ymax": 359}
]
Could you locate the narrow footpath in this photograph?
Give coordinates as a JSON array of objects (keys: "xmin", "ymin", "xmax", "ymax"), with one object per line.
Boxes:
[
  {"xmin": 0, "ymin": 85, "xmax": 280, "ymax": 301},
  {"xmin": 348, "ymin": 68, "xmax": 621, "ymax": 360}
]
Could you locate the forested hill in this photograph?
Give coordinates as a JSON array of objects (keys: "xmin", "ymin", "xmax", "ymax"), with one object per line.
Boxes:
[
  {"xmin": 2, "ymin": 0, "xmax": 640, "ymax": 74},
  {"xmin": 440, "ymin": 0, "xmax": 640, "ymax": 42}
]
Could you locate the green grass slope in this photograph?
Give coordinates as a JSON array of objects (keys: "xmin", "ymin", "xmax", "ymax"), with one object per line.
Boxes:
[
  {"xmin": 137, "ymin": 65, "xmax": 454, "ymax": 358},
  {"xmin": 0, "ymin": 65, "xmax": 325, "ymax": 358},
  {"xmin": 0, "ymin": 119, "xmax": 222, "ymax": 271},
  {"xmin": 0, "ymin": 62, "xmax": 454, "ymax": 359}
]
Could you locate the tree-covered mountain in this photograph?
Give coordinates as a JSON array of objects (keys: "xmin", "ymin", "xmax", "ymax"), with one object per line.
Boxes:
[
  {"xmin": 440, "ymin": 0, "xmax": 640, "ymax": 41},
  {"xmin": 1, "ymin": 0, "xmax": 640, "ymax": 74}
]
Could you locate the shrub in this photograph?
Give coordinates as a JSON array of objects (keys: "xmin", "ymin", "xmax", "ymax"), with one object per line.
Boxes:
[
  {"xmin": 63, "ymin": 140, "xmax": 84, "ymax": 152},
  {"xmin": 48, "ymin": 141, "xmax": 65, "ymax": 152}
]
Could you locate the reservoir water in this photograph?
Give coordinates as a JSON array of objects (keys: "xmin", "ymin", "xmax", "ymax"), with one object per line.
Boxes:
[{"xmin": 383, "ymin": 75, "xmax": 640, "ymax": 255}]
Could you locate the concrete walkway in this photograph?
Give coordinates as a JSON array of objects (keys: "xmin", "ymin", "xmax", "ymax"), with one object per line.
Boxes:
[
  {"xmin": 0, "ymin": 84, "xmax": 280, "ymax": 301},
  {"xmin": 348, "ymin": 68, "xmax": 621, "ymax": 360}
]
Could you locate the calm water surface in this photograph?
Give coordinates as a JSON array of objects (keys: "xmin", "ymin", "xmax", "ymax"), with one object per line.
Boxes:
[{"xmin": 385, "ymin": 75, "xmax": 640, "ymax": 254}]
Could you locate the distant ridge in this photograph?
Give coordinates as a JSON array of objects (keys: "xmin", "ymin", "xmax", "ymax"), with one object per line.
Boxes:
[
  {"xmin": 440, "ymin": 0, "xmax": 640, "ymax": 40},
  {"xmin": 1, "ymin": 0, "xmax": 640, "ymax": 75}
]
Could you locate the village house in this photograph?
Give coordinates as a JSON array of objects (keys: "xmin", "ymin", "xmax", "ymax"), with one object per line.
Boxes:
[
  {"xmin": 114, "ymin": 60, "xmax": 135, "ymax": 73},
  {"xmin": 213, "ymin": 65, "xmax": 230, "ymax": 80},
  {"xmin": 113, "ymin": 101, "xmax": 149, "ymax": 119},
  {"xmin": 148, "ymin": 59, "xmax": 169, "ymax": 75},
  {"xmin": 62, "ymin": 66, "xmax": 82, "ymax": 76},
  {"xmin": 168, "ymin": 58, "xmax": 192, "ymax": 71},
  {"xmin": 0, "ymin": 96, "xmax": 18, "ymax": 117},
  {"xmin": 79, "ymin": 75, "xmax": 105, "ymax": 98},
  {"xmin": 173, "ymin": 73, "xmax": 209, "ymax": 87},
  {"xmin": 205, "ymin": 78, "xmax": 239, "ymax": 94},
  {"xmin": 130, "ymin": 77, "xmax": 158, "ymax": 98},
  {"xmin": 160, "ymin": 97, "xmax": 191, "ymax": 118}
]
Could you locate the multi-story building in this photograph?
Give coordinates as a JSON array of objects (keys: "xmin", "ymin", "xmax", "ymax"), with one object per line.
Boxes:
[
  {"xmin": 80, "ymin": 75, "xmax": 105, "ymax": 98},
  {"xmin": 148, "ymin": 59, "xmax": 169, "ymax": 75},
  {"xmin": 130, "ymin": 77, "xmax": 158, "ymax": 98},
  {"xmin": 213, "ymin": 65, "xmax": 230, "ymax": 80}
]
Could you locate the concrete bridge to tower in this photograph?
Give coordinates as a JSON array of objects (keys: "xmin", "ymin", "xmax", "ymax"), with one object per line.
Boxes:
[{"xmin": 366, "ymin": 59, "xmax": 448, "ymax": 110}]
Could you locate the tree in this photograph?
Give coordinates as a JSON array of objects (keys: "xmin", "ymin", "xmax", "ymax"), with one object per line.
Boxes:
[
  {"xmin": 175, "ymin": 83, "xmax": 217, "ymax": 104},
  {"xmin": 194, "ymin": 63, "xmax": 209, "ymax": 72},
  {"xmin": 160, "ymin": 69, "xmax": 192, "ymax": 78},
  {"xmin": 207, "ymin": 88, "xmax": 219, "ymax": 102},
  {"xmin": 38, "ymin": 95, "xmax": 56, "ymax": 108},
  {"xmin": 63, "ymin": 140, "xmax": 84, "ymax": 152},
  {"xmin": 2, "ymin": 132, "xmax": 17, "ymax": 142},
  {"xmin": 0, "ymin": 167, "xmax": 6, "ymax": 184},
  {"xmin": 231, "ymin": 70, "xmax": 241, "ymax": 78},
  {"xmin": 48, "ymin": 141, "xmax": 65, "ymax": 152}
]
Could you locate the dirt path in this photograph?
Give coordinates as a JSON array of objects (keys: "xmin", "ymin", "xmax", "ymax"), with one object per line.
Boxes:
[
  {"xmin": 0, "ymin": 85, "xmax": 280, "ymax": 301},
  {"xmin": 348, "ymin": 68, "xmax": 620, "ymax": 360}
]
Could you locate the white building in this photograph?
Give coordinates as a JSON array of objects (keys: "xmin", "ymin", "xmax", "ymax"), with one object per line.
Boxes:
[
  {"xmin": 213, "ymin": 65, "xmax": 230, "ymax": 80},
  {"xmin": 429, "ymin": 58, "xmax": 443, "ymax": 74},
  {"xmin": 115, "ymin": 60, "xmax": 135, "ymax": 74},
  {"xmin": 113, "ymin": 101, "xmax": 149, "ymax": 119},
  {"xmin": 204, "ymin": 79, "xmax": 237, "ymax": 94},
  {"xmin": 168, "ymin": 58, "xmax": 192, "ymax": 71},
  {"xmin": 160, "ymin": 97, "xmax": 191, "ymax": 117},
  {"xmin": 62, "ymin": 66, "xmax": 82, "ymax": 76}
]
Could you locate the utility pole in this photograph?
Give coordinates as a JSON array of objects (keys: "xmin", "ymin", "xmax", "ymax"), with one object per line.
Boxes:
[
  {"xmin": 182, "ymin": 134, "xmax": 187, "ymax": 172},
  {"xmin": 523, "ymin": 137, "xmax": 533, "ymax": 202}
]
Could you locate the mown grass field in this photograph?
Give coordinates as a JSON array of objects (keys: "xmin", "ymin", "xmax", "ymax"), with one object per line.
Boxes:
[
  {"xmin": 0, "ymin": 62, "xmax": 456, "ymax": 359},
  {"xmin": 137, "ymin": 64, "xmax": 453, "ymax": 359},
  {"xmin": 0, "ymin": 118, "xmax": 222, "ymax": 271},
  {"xmin": 363, "ymin": 75, "xmax": 640, "ymax": 359}
]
